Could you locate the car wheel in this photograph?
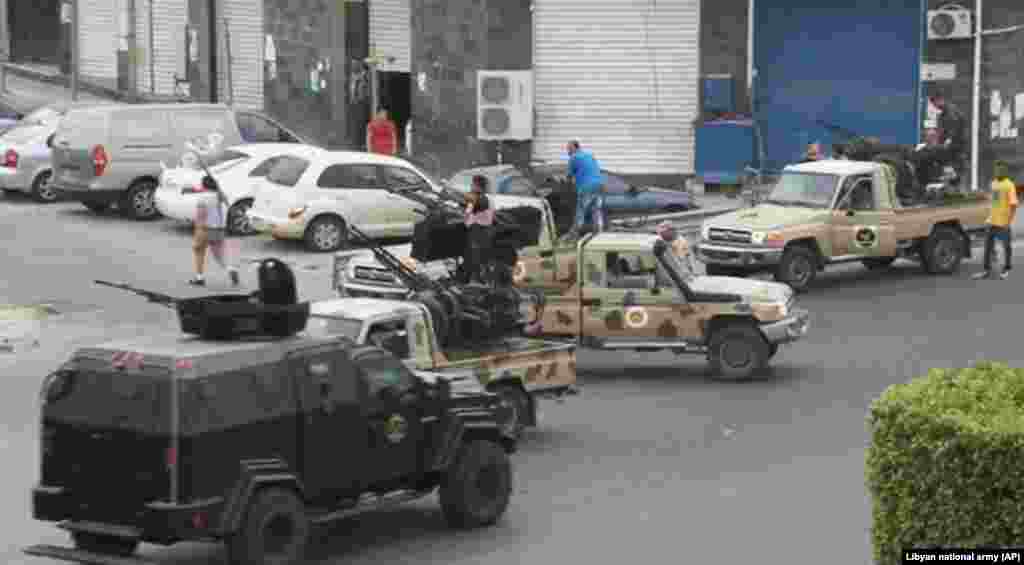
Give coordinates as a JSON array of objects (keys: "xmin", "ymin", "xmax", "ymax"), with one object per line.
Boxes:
[
  {"xmin": 921, "ymin": 225, "xmax": 965, "ymax": 275},
  {"xmin": 304, "ymin": 215, "xmax": 347, "ymax": 253},
  {"xmin": 862, "ymin": 257, "xmax": 896, "ymax": 270},
  {"xmin": 120, "ymin": 179, "xmax": 161, "ymax": 220},
  {"xmin": 82, "ymin": 201, "xmax": 111, "ymax": 214},
  {"xmin": 707, "ymin": 323, "xmax": 771, "ymax": 381},
  {"xmin": 72, "ymin": 532, "xmax": 139, "ymax": 557},
  {"xmin": 439, "ymin": 440, "xmax": 513, "ymax": 529},
  {"xmin": 227, "ymin": 199, "xmax": 256, "ymax": 235},
  {"xmin": 775, "ymin": 245, "xmax": 818, "ymax": 292},
  {"xmin": 495, "ymin": 384, "xmax": 531, "ymax": 439},
  {"xmin": 30, "ymin": 170, "xmax": 58, "ymax": 203},
  {"xmin": 227, "ymin": 487, "xmax": 309, "ymax": 565}
]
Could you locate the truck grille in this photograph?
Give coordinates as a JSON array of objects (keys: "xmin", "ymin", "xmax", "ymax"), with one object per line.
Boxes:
[
  {"xmin": 353, "ymin": 266, "xmax": 402, "ymax": 287},
  {"xmin": 708, "ymin": 227, "xmax": 752, "ymax": 244}
]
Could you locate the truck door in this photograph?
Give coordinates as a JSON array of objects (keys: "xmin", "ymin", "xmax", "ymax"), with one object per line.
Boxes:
[
  {"xmin": 579, "ymin": 249, "xmax": 670, "ymax": 342},
  {"xmin": 353, "ymin": 350, "xmax": 425, "ymax": 484},
  {"xmin": 831, "ymin": 175, "xmax": 896, "ymax": 258},
  {"xmin": 289, "ymin": 347, "xmax": 365, "ymax": 501}
]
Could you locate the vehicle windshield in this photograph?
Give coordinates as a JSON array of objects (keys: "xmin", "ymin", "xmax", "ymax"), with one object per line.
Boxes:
[
  {"xmin": 762, "ymin": 172, "xmax": 840, "ymax": 208},
  {"xmin": 305, "ymin": 316, "xmax": 364, "ymax": 340}
]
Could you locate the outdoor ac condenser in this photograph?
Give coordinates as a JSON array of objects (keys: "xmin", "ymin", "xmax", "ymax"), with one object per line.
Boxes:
[
  {"xmin": 927, "ymin": 9, "xmax": 972, "ymax": 40},
  {"xmin": 476, "ymin": 70, "xmax": 534, "ymax": 141}
]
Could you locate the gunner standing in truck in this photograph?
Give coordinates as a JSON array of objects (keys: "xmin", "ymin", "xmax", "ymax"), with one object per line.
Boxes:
[
  {"xmin": 929, "ymin": 94, "xmax": 968, "ymax": 182},
  {"xmin": 565, "ymin": 139, "xmax": 606, "ymax": 237},
  {"xmin": 462, "ymin": 175, "xmax": 495, "ymax": 283}
]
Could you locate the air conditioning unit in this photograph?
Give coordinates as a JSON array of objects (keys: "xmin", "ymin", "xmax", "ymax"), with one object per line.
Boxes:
[
  {"xmin": 477, "ymin": 70, "xmax": 533, "ymax": 141},
  {"xmin": 927, "ymin": 9, "xmax": 972, "ymax": 40}
]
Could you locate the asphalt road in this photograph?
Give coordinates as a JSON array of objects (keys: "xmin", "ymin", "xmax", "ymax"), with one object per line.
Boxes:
[{"xmin": 3, "ymin": 193, "xmax": 1022, "ymax": 565}]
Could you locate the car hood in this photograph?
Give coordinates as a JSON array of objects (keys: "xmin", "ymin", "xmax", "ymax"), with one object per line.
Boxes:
[
  {"xmin": 689, "ymin": 276, "xmax": 792, "ymax": 304},
  {"xmin": 344, "ymin": 243, "xmax": 455, "ymax": 278},
  {"xmin": 706, "ymin": 204, "xmax": 827, "ymax": 231}
]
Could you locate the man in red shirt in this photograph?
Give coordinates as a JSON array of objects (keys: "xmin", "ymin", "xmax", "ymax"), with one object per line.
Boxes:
[{"xmin": 366, "ymin": 108, "xmax": 398, "ymax": 155}]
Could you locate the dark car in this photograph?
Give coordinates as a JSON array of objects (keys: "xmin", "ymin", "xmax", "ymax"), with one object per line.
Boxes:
[
  {"xmin": 525, "ymin": 161, "xmax": 699, "ymax": 216},
  {"xmin": 26, "ymin": 331, "xmax": 515, "ymax": 565},
  {"xmin": 446, "ymin": 164, "xmax": 543, "ymax": 197}
]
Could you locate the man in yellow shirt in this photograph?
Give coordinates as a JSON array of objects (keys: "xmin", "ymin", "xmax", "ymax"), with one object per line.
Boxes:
[{"xmin": 973, "ymin": 160, "xmax": 1018, "ymax": 280}]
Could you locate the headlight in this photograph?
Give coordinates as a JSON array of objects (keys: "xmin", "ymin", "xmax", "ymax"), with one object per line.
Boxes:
[
  {"xmin": 333, "ymin": 255, "xmax": 352, "ymax": 291},
  {"xmin": 288, "ymin": 206, "xmax": 306, "ymax": 219},
  {"xmin": 700, "ymin": 224, "xmax": 711, "ymax": 240},
  {"xmin": 750, "ymin": 231, "xmax": 766, "ymax": 244},
  {"xmin": 776, "ymin": 301, "xmax": 788, "ymax": 318}
]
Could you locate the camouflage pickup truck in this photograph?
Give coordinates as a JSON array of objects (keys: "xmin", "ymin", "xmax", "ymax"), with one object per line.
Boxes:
[
  {"xmin": 305, "ymin": 297, "xmax": 577, "ymax": 438},
  {"xmin": 695, "ymin": 160, "xmax": 990, "ymax": 291},
  {"xmin": 528, "ymin": 232, "xmax": 811, "ymax": 380}
]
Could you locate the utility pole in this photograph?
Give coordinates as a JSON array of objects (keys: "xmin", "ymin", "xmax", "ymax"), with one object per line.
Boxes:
[{"xmin": 70, "ymin": 0, "xmax": 79, "ymax": 100}]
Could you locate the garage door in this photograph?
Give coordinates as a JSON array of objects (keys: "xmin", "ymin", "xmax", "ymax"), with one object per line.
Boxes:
[{"xmin": 753, "ymin": 0, "xmax": 923, "ymax": 172}]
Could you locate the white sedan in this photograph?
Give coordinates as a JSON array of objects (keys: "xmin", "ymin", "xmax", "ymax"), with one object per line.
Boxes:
[
  {"xmin": 247, "ymin": 150, "xmax": 448, "ymax": 252},
  {"xmin": 154, "ymin": 143, "xmax": 318, "ymax": 235}
]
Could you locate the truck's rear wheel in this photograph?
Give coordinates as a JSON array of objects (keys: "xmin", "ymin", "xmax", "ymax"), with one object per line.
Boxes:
[
  {"xmin": 775, "ymin": 246, "xmax": 818, "ymax": 292},
  {"xmin": 708, "ymin": 323, "xmax": 771, "ymax": 381},
  {"xmin": 922, "ymin": 225, "xmax": 965, "ymax": 274},
  {"xmin": 72, "ymin": 532, "xmax": 139, "ymax": 557},
  {"xmin": 227, "ymin": 487, "xmax": 309, "ymax": 565},
  {"xmin": 440, "ymin": 440, "xmax": 512, "ymax": 529}
]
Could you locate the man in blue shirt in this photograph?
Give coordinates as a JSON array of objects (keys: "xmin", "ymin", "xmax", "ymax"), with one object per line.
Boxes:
[{"xmin": 566, "ymin": 139, "xmax": 606, "ymax": 237}]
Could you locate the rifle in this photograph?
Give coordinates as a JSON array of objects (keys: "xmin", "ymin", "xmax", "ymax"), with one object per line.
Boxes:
[{"xmin": 94, "ymin": 280, "xmax": 179, "ymax": 308}]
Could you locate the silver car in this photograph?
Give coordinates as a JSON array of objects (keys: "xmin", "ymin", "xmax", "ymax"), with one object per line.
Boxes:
[
  {"xmin": 50, "ymin": 103, "xmax": 305, "ymax": 219},
  {"xmin": 0, "ymin": 102, "xmax": 94, "ymax": 202}
]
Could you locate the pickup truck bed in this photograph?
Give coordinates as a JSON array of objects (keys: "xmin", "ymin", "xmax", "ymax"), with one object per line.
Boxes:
[{"xmin": 432, "ymin": 337, "xmax": 577, "ymax": 395}]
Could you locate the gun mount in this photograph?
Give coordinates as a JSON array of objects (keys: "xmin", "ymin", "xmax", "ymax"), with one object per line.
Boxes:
[{"xmin": 344, "ymin": 221, "xmax": 526, "ymax": 349}]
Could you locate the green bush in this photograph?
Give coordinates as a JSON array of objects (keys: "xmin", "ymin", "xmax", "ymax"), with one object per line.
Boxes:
[{"xmin": 866, "ymin": 362, "xmax": 1024, "ymax": 564}]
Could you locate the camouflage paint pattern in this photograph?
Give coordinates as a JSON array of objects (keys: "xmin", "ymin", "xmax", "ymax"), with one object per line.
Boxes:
[
  {"xmin": 513, "ymin": 241, "xmax": 578, "ymax": 291},
  {"xmin": 430, "ymin": 341, "xmax": 576, "ymax": 393}
]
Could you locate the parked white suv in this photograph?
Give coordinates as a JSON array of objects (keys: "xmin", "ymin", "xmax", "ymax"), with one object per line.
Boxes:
[{"xmin": 247, "ymin": 150, "xmax": 447, "ymax": 252}]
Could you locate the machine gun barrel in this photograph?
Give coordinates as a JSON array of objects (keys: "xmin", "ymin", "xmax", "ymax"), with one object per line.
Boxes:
[
  {"xmin": 343, "ymin": 223, "xmax": 447, "ymax": 295},
  {"xmin": 94, "ymin": 280, "xmax": 178, "ymax": 308},
  {"xmin": 386, "ymin": 185, "xmax": 464, "ymax": 220}
]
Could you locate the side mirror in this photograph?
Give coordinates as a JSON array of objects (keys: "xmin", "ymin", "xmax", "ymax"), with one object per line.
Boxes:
[
  {"xmin": 846, "ymin": 209, "xmax": 855, "ymax": 217},
  {"xmin": 201, "ymin": 174, "xmax": 218, "ymax": 191},
  {"xmin": 45, "ymin": 134, "xmax": 54, "ymax": 148}
]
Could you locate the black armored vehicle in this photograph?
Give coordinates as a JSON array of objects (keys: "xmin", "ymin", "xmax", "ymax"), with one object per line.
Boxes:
[{"xmin": 25, "ymin": 278, "xmax": 515, "ymax": 565}]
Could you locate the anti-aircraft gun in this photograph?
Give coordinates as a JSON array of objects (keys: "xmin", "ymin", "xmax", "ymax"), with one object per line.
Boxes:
[{"xmin": 344, "ymin": 221, "xmax": 528, "ymax": 349}]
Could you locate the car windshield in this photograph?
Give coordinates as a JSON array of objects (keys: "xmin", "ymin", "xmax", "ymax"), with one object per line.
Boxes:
[
  {"xmin": 762, "ymin": 172, "xmax": 839, "ymax": 208},
  {"xmin": 266, "ymin": 155, "xmax": 309, "ymax": 187},
  {"xmin": 305, "ymin": 316, "xmax": 364, "ymax": 340}
]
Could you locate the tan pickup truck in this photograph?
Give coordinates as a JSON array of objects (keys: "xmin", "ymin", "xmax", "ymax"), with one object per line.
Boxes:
[{"xmin": 694, "ymin": 160, "xmax": 990, "ymax": 291}]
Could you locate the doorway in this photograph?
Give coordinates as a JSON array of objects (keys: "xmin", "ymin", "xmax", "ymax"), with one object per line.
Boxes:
[
  {"xmin": 8, "ymin": 0, "xmax": 62, "ymax": 65},
  {"xmin": 378, "ymin": 71, "xmax": 411, "ymax": 152}
]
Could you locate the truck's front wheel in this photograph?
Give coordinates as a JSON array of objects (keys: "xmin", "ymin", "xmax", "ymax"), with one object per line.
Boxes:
[
  {"xmin": 440, "ymin": 440, "xmax": 513, "ymax": 529},
  {"xmin": 495, "ymin": 384, "xmax": 531, "ymax": 438},
  {"xmin": 775, "ymin": 246, "xmax": 818, "ymax": 292},
  {"xmin": 708, "ymin": 323, "xmax": 771, "ymax": 381},
  {"xmin": 227, "ymin": 487, "xmax": 309, "ymax": 565}
]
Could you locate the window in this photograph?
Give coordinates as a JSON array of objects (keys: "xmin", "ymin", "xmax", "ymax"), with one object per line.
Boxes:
[
  {"xmin": 358, "ymin": 354, "xmax": 419, "ymax": 399},
  {"xmin": 604, "ymin": 252, "xmax": 659, "ymax": 290},
  {"xmin": 206, "ymin": 149, "xmax": 251, "ymax": 170},
  {"xmin": 382, "ymin": 166, "xmax": 429, "ymax": 189},
  {"xmin": 837, "ymin": 175, "xmax": 875, "ymax": 211},
  {"xmin": 249, "ymin": 156, "xmax": 284, "ymax": 177},
  {"xmin": 266, "ymin": 156, "xmax": 310, "ymax": 187},
  {"xmin": 317, "ymin": 164, "xmax": 380, "ymax": 189},
  {"xmin": 764, "ymin": 172, "xmax": 840, "ymax": 208},
  {"xmin": 108, "ymin": 109, "xmax": 169, "ymax": 140},
  {"xmin": 174, "ymin": 109, "xmax": 233, "ymax": 141},
  {"xmin": 237, "ymin": 111, "xmax": 294, "ymax": 143},
  {"xmin": 502, "ymin": 177, "xmax": 536, "ymax": 196}
]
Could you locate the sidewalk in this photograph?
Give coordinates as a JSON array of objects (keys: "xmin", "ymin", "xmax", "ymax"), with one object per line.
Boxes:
[{"xmin": 0, "ymin": 65, "xmax": 117, "ymax": 113}]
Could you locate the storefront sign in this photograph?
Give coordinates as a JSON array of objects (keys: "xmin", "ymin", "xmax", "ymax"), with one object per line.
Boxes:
[
  {"xmin": 921, "ymin": 63, "xmax": 956, "ymax": 81},
  {"xmin": 990, "ymin": 90, "xmax": 1021, "ymax": 140}
]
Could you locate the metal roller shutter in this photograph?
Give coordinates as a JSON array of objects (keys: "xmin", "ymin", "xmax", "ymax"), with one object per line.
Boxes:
[
  {"xmin": 218, "ymin": 0, "xmax": 264, "ymax": 110},
  {"xmin": 369, "ymin": 0, "xmax": 410, "ymax": 73},
  {"xmin": 135, "ymin": 0, "xmax": 187, "ymax": 96},
  {"xmin": 79, "ymin": 0, "xmax": 119, "ymax": 81},
  {"xmin": 532, "ymin": 0, "xmax": 700, "ymax": 175}
]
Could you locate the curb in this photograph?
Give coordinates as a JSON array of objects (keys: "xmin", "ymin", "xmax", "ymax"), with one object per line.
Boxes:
[{"xmin": 0, "ymin": 64, "xmax": 174, "ymax": 110}]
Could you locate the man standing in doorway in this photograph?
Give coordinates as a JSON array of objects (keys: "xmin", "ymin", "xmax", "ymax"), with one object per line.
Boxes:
[
  {"xmin": 928, "ymin": 94, "xmax": 968, "ymax": 184},
  {"xmin": 972, "ymin": 160, "xmax": 1018, "ymax": 280},
  {"xmin": 564, "ymin": 139, "xmax": 606, "ymax": 238},
  {"xmin": 366, "ymin": 108, "xmax": 398, "ymax": 155}
]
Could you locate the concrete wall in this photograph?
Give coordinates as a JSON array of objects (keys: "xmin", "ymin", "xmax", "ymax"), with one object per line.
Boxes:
[
  {"xmin": 699, "ymin": 0, "xmax": 749, "ymax": 115},
  {"xmin": 409, "ymin": 0, "xmax": 531, "ymax": 178}
]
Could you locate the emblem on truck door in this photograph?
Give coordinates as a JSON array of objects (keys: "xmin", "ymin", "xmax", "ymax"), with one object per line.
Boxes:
[
  {"xmin": 384, "ymin": 414, "xmax": 408, "ymax": 443},
  {"xmin": 854, "ymin": 226, "xmax": 879, "ymax": 249}
]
